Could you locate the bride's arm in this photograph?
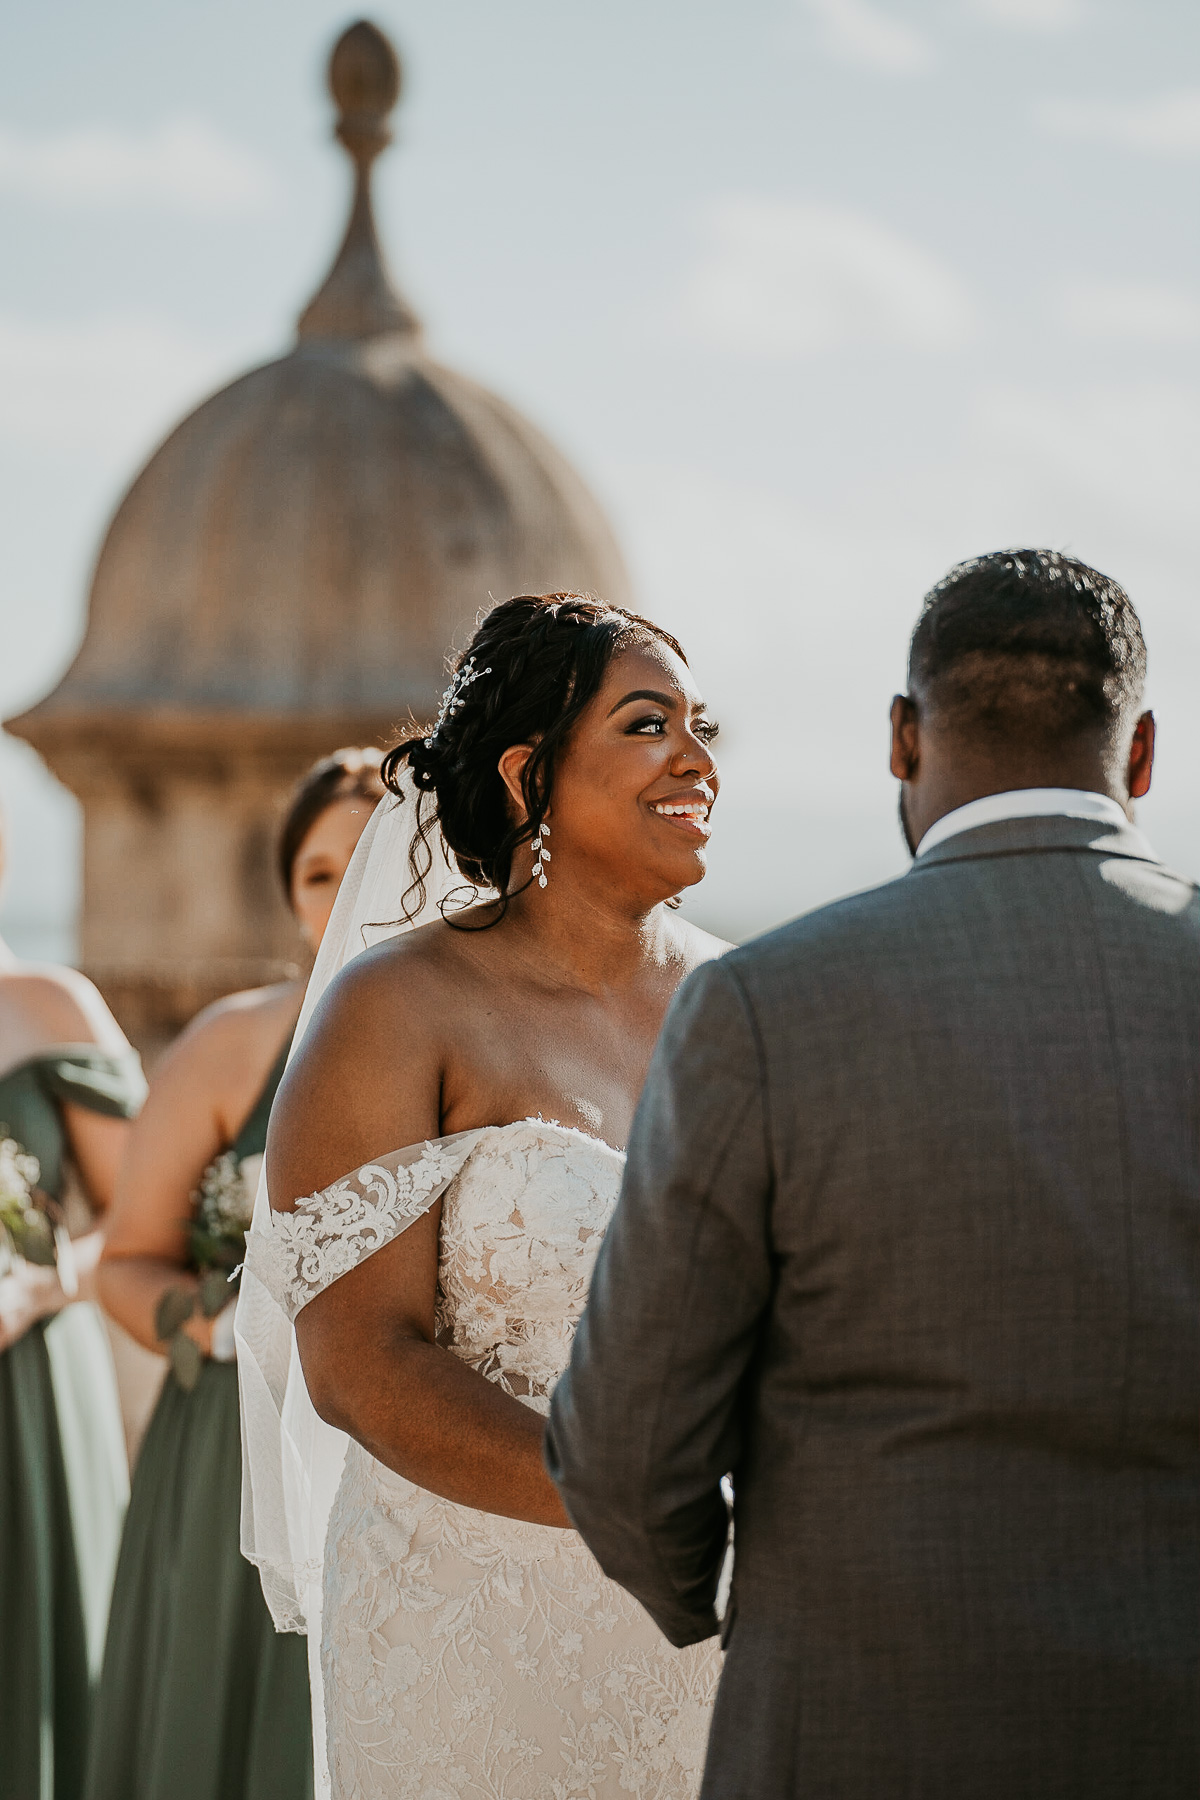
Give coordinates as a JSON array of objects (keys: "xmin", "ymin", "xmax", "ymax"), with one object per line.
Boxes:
[
  {"xmin": 293, "ymin": 1207, "xmax": 569, "ymax": 1527},
  {"xmin": 266, "ymin": 942, "xmax": 571, "ymax": 1529}
]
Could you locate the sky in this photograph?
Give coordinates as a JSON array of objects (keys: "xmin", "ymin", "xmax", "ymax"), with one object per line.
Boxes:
[{"xmin": 1, "ymin": 0, "xmax": 1197, "ymax": 954}]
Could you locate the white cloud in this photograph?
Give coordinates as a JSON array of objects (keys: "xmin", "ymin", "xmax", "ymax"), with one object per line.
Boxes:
[
  {"xmin": 1036, "ymin": 89, "xmax": 1200, "ymax": 156},
  {"xmin": 0, "ymin": 313, "xmax": 238, "ymax": 464},
  {"xmin": 967, "ymin": 0, "xmax": 1084, "ymax": 30},
  {"xmin": 681, "ymin": 195, "xmax": 975, "ymax": 356},
  {"xmin": 1057, "ymin": 280, "xmax": 1200, "ymax": 343},
  {"xmin": 0, "ymin": 117, "xmax": 276, "ymax": 214},
  {"xmin": 801, "ymin": 0, "xmax": 935, "ymax": 76}
]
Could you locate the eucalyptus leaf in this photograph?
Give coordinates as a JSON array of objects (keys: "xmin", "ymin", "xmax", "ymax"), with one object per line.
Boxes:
[
  {"xmin": 155, "ymin": 1286, "xmax": 195, "ymax": 1342},
  {"xmin": 187, "ymin": 1224, "xmax": 245, "ymax": 1276},
  {"xmin": 199, "ymin": 1270, "xmax": 231, "ymax": 1319},
  {"xmin": 171, "ymin": 1333, "xmax": 203, "ymax": 1392}
]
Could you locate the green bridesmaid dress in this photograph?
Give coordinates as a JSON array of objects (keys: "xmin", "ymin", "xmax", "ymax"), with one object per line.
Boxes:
[
  {"xmin": 0, "ymin": 1046, "xmax": 147, "ymax": 1800},
  {"xmin": 86, "ymin": 1041, "xmax": 313, "ymax": 1800}
]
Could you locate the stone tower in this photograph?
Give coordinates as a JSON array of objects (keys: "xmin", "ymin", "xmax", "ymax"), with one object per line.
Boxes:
[{"xmin": 7, "ymin": 20, "xmax": 630, "ymax": 1058}]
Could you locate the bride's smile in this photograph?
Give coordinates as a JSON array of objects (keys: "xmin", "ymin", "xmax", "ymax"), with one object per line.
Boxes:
[{"xmin": 650, "ymin": 789, "xmax": 715, "ymax": 838}]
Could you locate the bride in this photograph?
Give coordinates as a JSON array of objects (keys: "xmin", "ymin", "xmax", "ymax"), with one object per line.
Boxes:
[{"xmin": 238, "ymin": 593, "xmax": 729, "ymax": 1799}]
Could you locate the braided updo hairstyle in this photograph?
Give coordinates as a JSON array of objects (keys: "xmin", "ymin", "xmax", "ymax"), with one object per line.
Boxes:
[{"xmin": 381, "ymin": 593, "xmax": 688, "ymax": 925}]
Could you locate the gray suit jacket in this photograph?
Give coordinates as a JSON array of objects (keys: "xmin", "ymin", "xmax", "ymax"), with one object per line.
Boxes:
[{"xmin": 546, "ymin": 815, "xmax": 1200, "ymax": 1798}]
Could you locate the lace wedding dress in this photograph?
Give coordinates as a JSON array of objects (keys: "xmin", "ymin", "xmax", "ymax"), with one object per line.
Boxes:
[
  {"xmin": 235, "ymin": 787, "xmax": 723, "ymax": 1796},
  {"xmin": 248, "ymin": 1116, "xmax": 721, "ymax": 1799}
]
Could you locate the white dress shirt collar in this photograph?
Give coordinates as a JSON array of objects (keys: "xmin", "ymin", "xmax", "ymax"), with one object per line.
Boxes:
[{"xmin": 915, "ymin": 787, "xmax": 1149, "ymax": 860}]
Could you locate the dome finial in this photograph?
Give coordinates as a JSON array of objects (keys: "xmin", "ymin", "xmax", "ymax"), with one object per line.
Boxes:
[
  {"xmin": 297, "ymin": 19, "xmax": 420, "ymax": 343},
  {"xmin": 330, "ymin": 20, "xmax": 401, "ymax": 167}
]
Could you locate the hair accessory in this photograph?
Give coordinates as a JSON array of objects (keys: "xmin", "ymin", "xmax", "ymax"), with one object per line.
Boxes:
[
  {"xmin": 531, "ymin": 816, "xmax": 550, "ymax": 889},
  {"xmin": 424, "ymin": 657, "xmax": 493, "ymax": 749}
]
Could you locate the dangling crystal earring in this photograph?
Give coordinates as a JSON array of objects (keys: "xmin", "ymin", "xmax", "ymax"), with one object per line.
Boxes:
[{"xmin": 531, "ymin": 816, "xmax": 551, "ymax": 889}]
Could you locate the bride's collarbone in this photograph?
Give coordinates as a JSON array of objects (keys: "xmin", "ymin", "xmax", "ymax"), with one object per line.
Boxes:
[
  {"xmin": 361, "ymin": 911, "xmax": 713, "ymax": 1148},
  {"xmin": 436, "ymin": 1015, "xmax": 646, "ymax": 1154},
  {"xmin": 437, "ymin": 1056, "xmax": 638, "ymax": 1154}
]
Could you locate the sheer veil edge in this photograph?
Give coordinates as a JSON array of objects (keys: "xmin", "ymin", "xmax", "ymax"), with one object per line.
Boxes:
[{"xmin": 234, "ymin": 776, "xmax": 464, "ymax": 1675}]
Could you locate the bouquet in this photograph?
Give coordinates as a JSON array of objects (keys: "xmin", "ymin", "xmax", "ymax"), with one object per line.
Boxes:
[
  {"xmin": 0, "ymin": 1130, "xmax": 78, "ymax": 1296},
  {"xmin": 155, "ymin": 1151, "xmax": 258, "ymax": 1390}
]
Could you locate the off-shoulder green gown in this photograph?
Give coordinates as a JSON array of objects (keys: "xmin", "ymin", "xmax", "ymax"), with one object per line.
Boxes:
[
  {"xmin": 0, "ymin": 1046, "xmax": 147, "ymax": 1800},
  {"xmin": 85, "ymin": 1042, "xmax": 313, "ymax": 1800}
]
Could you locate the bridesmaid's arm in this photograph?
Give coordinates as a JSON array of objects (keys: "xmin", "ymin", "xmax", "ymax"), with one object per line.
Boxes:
[
  {"xmin": 0, "ymin": 971, "xmax": 131, "ymax": 1345},
  {"xmin": 3, "ymin": 1103, "xmax": 134, "ymax": 1327},
  {"xmin": 62, "ymin": 1101, "xmax": 131, "ymax": 1214},
  {"xmin": 270, "ymin": 941, "xmax": 572, "ymax": 1530},
  {"xmin": 23, "ymin": 967, "xmax": 137, "ymax": 1246},
  {"xmin": 55, "ymin": 1103, "xmax": 132, "ymax": 1298},
  {"xmin": 97, "ymin": 1021, "xmax": 228, "ymax": 1356},
  {"xmin": 102, "ymin": 986, "xmax": 300, "ymax": 1356}
]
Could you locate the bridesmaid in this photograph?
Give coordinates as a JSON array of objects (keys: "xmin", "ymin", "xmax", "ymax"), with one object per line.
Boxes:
[
  {"xmin": 88, "ymin": 749, "xmax": 383, "ymax": 1800},
  {"xmin": 0, "ymin": 812, "xmax": 146, "ymax": 1800}
]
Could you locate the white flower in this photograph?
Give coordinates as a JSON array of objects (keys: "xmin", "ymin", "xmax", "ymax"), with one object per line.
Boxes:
[
  {"xmin": 665, "ymin": 1698, "xmax": 712, "ymax": 1778},
  {"xmin": 193, "ymin": 1150, "xmax": 254, "ymax": 1235},
  {"xmin": 0, "ymin": 1134, "xmax": 49, "ymax": 1271},
  {"xmin": 382, "ymin": 1642, "xmax": 425, "ymax": 1695},
  {"xmin": 0, "ymin": 1134, "xmax": 39, "ymax": 1203}
]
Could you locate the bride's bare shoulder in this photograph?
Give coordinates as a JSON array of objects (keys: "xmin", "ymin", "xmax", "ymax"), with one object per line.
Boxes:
[
  {"xmin": 268, "ymin": 916, "xmax": 495, "ymax": 1203},
  {"xmin": 268, "ymin": 921, "xmax": 460, "ymax": 1202},
  {"xmin": 315, "ymin": 909, "xmax": 497, "ymax": 1037}
]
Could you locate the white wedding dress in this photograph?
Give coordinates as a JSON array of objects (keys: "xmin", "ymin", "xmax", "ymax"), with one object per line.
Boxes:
[
  {"xmin": 235, "ymin": 787, "xmax": 722, "ymax": 1798},
  {"xmin": 248, "ymin": 1116, "xmax": 721, "ymax": 1799}
]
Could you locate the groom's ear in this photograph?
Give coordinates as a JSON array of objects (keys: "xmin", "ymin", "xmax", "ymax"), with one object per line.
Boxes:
[
  {"xmin": 1126, "ymin": 710, "xmax": 1155, "ymax": 801},
  {"xmin": 890, "ymin": 695, "xmax": 919, "ymax": 782}
]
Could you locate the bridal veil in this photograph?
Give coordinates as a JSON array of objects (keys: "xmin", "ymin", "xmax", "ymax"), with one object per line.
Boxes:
[{"xmin": 235, "ymin": 779, "xmax": 462, "ymax": 1644}]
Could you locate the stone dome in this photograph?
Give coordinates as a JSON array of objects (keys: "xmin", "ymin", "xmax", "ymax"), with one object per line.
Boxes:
[
  {"xmin": 37, "ymin": 338, "xmax": 630, "ymax": 741},
  {"xmin": 13, "ymin": 18, "xmax": 630, "ymax": 760},
  {"xmin": 5, "ymin": 18, "xmax": 632, "ymax": 1059}
]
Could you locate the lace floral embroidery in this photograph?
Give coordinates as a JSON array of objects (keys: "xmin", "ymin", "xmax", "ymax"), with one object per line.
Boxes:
[
  {"xmin": 245, "ymin": 1138, "xmax": 473, "ymax": 1322},
  {"xmin": 314, "ymin": 1120, "xmax": 723, "ymax": 1800}
]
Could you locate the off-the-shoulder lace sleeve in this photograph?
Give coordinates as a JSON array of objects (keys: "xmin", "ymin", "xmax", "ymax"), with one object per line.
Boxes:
[{"xmin": 244, "ymin": 1130, "xmax": 483, "ymax": 1322}]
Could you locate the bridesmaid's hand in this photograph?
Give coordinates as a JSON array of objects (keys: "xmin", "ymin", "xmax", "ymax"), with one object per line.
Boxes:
[{"xmin": 0, "ymin": 1259, "xmax": 69, "ymax": 1350}]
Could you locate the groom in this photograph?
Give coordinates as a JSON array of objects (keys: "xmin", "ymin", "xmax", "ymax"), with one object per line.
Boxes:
[{"xmin": 546, "ymin": 549, "xmax": 1200, "ymax": 1797}]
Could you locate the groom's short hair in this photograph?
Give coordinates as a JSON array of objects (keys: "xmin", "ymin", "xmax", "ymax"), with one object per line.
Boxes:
[{"xmin": 908, "ymin": 549, "xmax": 1146, "ymax": 745}]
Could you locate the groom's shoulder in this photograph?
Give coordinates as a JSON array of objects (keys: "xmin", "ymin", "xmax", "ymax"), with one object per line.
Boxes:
[{"xmin": 720, "ymin": 869, "xmax": 918, "ymax": 992}]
